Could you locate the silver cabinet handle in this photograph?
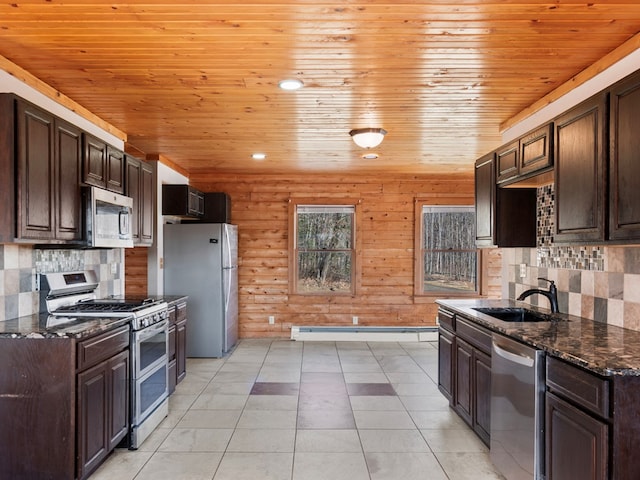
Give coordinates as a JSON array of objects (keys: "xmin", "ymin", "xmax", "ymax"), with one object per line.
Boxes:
[{"xmin": 493, "ymin": 341, "xmax": 535, "ymax": 367}]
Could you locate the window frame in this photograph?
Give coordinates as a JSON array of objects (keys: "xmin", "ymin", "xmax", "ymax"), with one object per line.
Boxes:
[
  {"xmin": 289, "ymin": 197, "xmax": 362, "ymax": 296},
  {"xmin": 414, "ymin": 196, "xmax": 480, "ymax": 298}
]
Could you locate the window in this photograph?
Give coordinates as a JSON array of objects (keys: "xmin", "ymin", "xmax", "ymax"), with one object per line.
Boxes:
[
  {"xmin": 290, "ymin": 200, "xmax": 359, "ymax": 295},
  {"xmin": 417, "ymin": 204, "xmax": 478, "ymax": 295}
]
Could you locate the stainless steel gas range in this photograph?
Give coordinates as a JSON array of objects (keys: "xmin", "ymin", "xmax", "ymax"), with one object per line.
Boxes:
[{"xmin": 42, "ymin": 271, "xmax": 170, "ymax": 449}]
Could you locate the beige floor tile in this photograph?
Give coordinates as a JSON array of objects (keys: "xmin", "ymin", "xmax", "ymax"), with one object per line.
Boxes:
[
  {"xmin": 90, "ymin": 449, "xmax": 153, "ymax": 480},
  {"xmin": 392, "ymin": 382, "xmax": 440, "ymax": 396},
  {"xmin": 385, "ymin": 372, "xmax": 431, "ymax": 384},
  {"xmin": 349, "ymin": 395, "xmax": 405, "ymax": 411},
  {"xmin": 177, "ymin": 409, "xmax": 242, "ymax": 429},
  {"xmin": 257, "ymin": 369, "xmax": 302, "ymax": 382},
  {"xmin": 158, "ymin": 428, "xmax": 234, "ymax": 452},
  {"xmin": 435, "ymin": 452, "xmax": 507, "ymax": 479},
  {"xmin": 236, "ymin": 409, "xmax": 298, "ymax": 429},
  {"xmin": 421, "ymin": 428, "xmax": 490, "ymax": 453},
  {"xmin": 359, "ymin": 429, "xmax": 429, "ymax": 453},
  {"xmin": 137, "ymin": 426, "xmax": 173, "ymax": 451},
  {"xmin": 295, "ymin": 429, "xmax": 362, "ymax": 453},
  {"xmin": 353, "ymin": 410, "xmax": 416, "ymax": 429},
  {"xmin": 190, "ymin": 393, "xmax": 249, "ymax": 410},
  {"xmin": 365, "ymin": 452, "xmax": 448, "ymax": 480},
  {"xmin": 134, "ymin": 451, "xmax": 223, "ymax": 480},
  {"xmin": 202, "ymin": 381, "xmax": 255, "ymax": 395},
  {"xmin": 342, "ymin": 372, "xmax": 389, "ymax": 383},
  {"xmin": 226, "ymin": 428, "xmax": 296, "ymax": 452},
  {"xmin": 214, "ymin": 452, "xmax": 293, "ymax": 480},
  {"xmin": 409, "ymin": 410, "xmax": 470, "ymax": 429},
  {"xmin": 399, "ymin": 394, "xmax": 450, "ymax": 412},
  {"xmin": 293, "ymin": 452, "xmax": 369, "ymax": 480},
  {"xmin": 244, "ymin": 394, "xmax": 299, "ymax": 411}
]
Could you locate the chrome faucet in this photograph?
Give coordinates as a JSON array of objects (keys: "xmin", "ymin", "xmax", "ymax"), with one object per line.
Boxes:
[{"xmin": 517, "ymin": 277, "xmax": 559, "ymax": 313}]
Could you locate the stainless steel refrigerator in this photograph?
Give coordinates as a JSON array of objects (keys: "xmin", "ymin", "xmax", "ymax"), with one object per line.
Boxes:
[{"xmin": 163, "ymin": 223, "xmax": 238, "ymax": 357}]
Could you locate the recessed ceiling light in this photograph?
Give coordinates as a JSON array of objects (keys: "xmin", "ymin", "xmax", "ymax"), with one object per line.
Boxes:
[
  {"xmin": 362, "ymin": 153, "xmax": 379, "ymax": 160},
  {"xmin": 278, "ymin": 79, "xmax": 303, "ymax": 91},
  {"xmin": 252, "ymin": 153, "xmax": 266, "ymax": 160}
]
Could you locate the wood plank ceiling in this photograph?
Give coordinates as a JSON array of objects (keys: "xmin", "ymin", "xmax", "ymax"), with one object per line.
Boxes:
[{"xmin": 1, "ymin": 1, "xmax": 640, "ymax": 175}]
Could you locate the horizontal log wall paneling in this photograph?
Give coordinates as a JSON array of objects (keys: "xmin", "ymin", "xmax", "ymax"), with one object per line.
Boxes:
[
  {"xmin": 189, "ymin": 173, "xmax": 502, "ymax": 338},
  {"xmin": 124, "ymin": 247, "xmax": 148, "ymax": 297}
]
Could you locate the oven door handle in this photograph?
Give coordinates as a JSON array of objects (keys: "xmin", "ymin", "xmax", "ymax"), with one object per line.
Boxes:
[{"xmin": 136, "ymin": 319, "xmax": 168, "ymax": 340}]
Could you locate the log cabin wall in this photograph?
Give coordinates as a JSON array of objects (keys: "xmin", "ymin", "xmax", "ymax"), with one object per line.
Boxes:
[
  {"xmin": 186, "ymin": 172, "xmax": 501, "ymax": 338},
  {"xmin": 124, "ymin": 247, "xmax": 149, "ymax": 297}
]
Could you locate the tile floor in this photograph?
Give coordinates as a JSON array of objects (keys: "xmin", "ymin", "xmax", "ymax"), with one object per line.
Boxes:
[{"xmin": 91, "ymin": 339, "xmax": 505, "ymax": 480}]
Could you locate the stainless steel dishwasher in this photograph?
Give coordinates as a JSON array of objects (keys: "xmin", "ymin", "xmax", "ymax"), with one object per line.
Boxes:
[{"xmin": 490, "ymin": 333, "xmax": 546, "ymax": 480}]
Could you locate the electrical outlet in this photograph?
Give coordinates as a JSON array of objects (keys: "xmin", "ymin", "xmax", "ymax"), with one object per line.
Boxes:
[
  {"xmin": 519, "ymin": 263, "xmax": 527, "ymax": 278},
  {"xmin": 268, "ymin": 315, "xmax": 275, "ymax": 325},
  {"xmin": 352, "ymin": 316, "xmax": 358, "ymax": 325}
]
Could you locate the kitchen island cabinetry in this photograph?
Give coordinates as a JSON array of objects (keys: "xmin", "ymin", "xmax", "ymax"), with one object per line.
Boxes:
[
  {"xmin": 545, "ymin": 356, "xmax": 609, "ymax": 480},
  {"xmin": 554, "ymin": 92, "xmax": 607, "ymax": 243},
  {"xmin": 125, "ymin": 155, "xmax": 154, "ymax": 246},
  {"xmin": 437, "ymin": 308, "xmax": 491, "ymax": 446},
  {"xmin": 0, "ymin": 319, "xmax": 130, "ymax": 480}
]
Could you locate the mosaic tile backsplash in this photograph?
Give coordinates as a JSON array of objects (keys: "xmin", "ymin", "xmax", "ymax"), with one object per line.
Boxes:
[
  {"xmin": 0, "ymin": 244, "xmax": 124, "ymax": 321},
  {"xmin": 507, "ymin": 183, "xmax": 640, "ymax": 331}
]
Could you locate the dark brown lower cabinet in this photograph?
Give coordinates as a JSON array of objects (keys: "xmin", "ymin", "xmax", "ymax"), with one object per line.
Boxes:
[
  {"xmin": 168, "ymin": 300, "xmax": 188, "ymax": 394},
  {"xmin": 437, "ymin": 327, "xmax": 454, "ymax": 403},
  {"xmin": 454, "ymin": 337, "xmax": 473, "ymax": 425},
  {"xmin": 545, "ymin": 392, "xmax": 608, "ymax": 480},
  {"xmin": 77, "ymin": 349, "xmax": 129, "ymax": 479},
  {"xmin": 176, "ymin": 316, "xmax": 187, "ymax": 383},
  {"xmin": 473, "ymin": 349, "xmax": 491, "ymax": 445}
]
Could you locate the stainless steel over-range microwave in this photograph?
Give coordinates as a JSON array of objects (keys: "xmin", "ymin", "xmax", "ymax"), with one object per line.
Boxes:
[{"xmin": 85, "ymin": 186, "xmax": 134, "ymax": 248}]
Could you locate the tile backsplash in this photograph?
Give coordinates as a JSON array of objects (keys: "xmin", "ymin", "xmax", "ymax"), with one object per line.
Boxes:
[
  {"xmin": 0, "ymin": 244, "xmax": 124, "ymax": 321},
  {"xmin": 507, "ymin": 183, "xmax": 640, "ymax": 331}
]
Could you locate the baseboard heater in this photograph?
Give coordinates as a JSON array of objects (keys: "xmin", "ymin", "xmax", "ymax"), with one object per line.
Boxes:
[{"xmin": 290, "ymin": 325, "xmax": 438, "ymax": 342}]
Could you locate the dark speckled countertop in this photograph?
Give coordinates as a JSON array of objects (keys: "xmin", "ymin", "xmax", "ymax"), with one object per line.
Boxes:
[
  {"xmin": 0, "ymin": 312, "xmax": 131, "ymax": 339},
  {"xmin": 437, "ymin": 299, "xmax": 640, "ymax": 377}
]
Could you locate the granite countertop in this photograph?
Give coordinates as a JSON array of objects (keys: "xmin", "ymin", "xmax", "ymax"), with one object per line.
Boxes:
[
  {"xmin": 437, "ymin": 298, "xmax": 640, "ymax": 377},
  {"xmin": 103, "ymin": 294, "xmax": 188, "ymax": 305},
  {"xmin": 0, "ymin": 312, "xmax": 131, "ymax": 339}
]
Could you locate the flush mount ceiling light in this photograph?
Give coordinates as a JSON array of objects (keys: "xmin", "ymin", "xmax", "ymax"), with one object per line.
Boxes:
[
  {"xmin": 252, "ymin": 153, "xmax": 266, "ymax": 160},
  {"xmin": 349, "ymin": 128, "xmax": 387, "ymax": 149},
  {"xmin": 362, "ymin": 152, "xmax": 379, "ymax": 160},
  {"xmin": 278, "ymin": 79, "xmax": 303, "ymax": 91}
]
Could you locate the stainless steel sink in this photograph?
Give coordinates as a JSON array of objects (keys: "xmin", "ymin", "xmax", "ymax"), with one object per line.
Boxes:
[{"xmin": 473, "ymin": 307, "xmax": 557, "ymax": 323}]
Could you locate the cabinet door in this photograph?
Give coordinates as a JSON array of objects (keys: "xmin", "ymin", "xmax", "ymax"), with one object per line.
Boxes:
[
  {"xmin": 609, "ymin": 71, "xmax": 640, "ymax": 240},
  {"xmin": 438, "ymin": 328, "xmax": 454, "ymax": 403},
  {"xmin": 83, "ymin": 134, "xmax": 107, "ymax": 189},
  {"xmin": 77, "ymin": 361, "xmax": 108, "ymax": 479},
  {"xmin": 454, "ymin": 338, "xmax": 473, "ymax": 426},
  {"xmin": 125, "ymin": 156, "xmax": 142, "ymax": 242},
  {"xmin": 554, "ymin": 93, "xmax": 606, "ymax": 243},
  {"xmin": 55, "ymin": 119, "xmax": 83, "ymax": 240},
  {"xmin": 473, "ymin": 349, "xmax": 491, "ymax": 446},
  {"xmin": 496, "ymin": 140, "xmax": 518, "ymax": 184},
  {"xmin": 140, "ymin": 161, "xmax": 154, "ymax": 244},
  {"xmin": 106, "ymin": 145, "xmax": 124, "ymax": 193},
  {"xmin": 108, "ymin": 350, "xmax": 129, "ymax": 450},
  {"xmin": 176, "ymin": 318, "xmax": 187, "ymax": 384},
  {"xmin": 168, "ymin": 324, "xmax": 177, "ymax": 394},
  {"xmin": 16, "ymin": 100, "xmax": 55, "ymax": 239},
  {"xmin": 475, "ymin": 152, "xmax": 495, "ymax": 247},
  {"xmin": 545, "ymin": 392, "xmax": 608, "ymax": 480},
  {"xmin": 520, "ymin": 123, "xmax": 553, "ymax": 176}
]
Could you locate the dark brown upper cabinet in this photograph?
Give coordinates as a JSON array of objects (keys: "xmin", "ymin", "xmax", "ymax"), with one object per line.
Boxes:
[
  {"xmin": 83, "ymin": 134, "xmax": 125, "ymax": 194},
  {"xmin": 475, "ymin": 151, "xmax": 536, "ymax": 248},
  {"xmin": 496, "ymin": 140, "xmax": 519, "ymax": 184},
  {"xmin": 609, "ymin": 70, "xmax": 640, "ymax": 241},
  {"xmin": 125, "ymin": 155, "xmax": 154, "ymax": 246},
  {"xmin": 13, "ymin": 98, "xmax": 82, "ymax": 242},
  {"xmin": 475, "ymin": 152, "xmax": 495, "ymax": 247},
  {"xmin": 496, "ymin": 123, "xmax": 553, "ymax": 185},
  {"xmin": 554, "ymin": 93, "xmax": 607, "ymax": 243}
]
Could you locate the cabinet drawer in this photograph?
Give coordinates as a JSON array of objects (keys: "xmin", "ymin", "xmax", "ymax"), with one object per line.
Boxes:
[
  {"xmin": 546, "ymin": 356, "xmax": 610, "ymax": 419},
  {"xmin": 437, "ymin": 309, "xmax": 455, "ymax": 333},
  {"xmin": 176, "ymin": 302, "xmax": 187, "ymax": 322},
  {"xmin": 77, "ymin": 325, "xmax": 130, "ymax": 371},
  {"xmin": 456, "ymin": 316, "xmax": 491, "ymax": 354}
]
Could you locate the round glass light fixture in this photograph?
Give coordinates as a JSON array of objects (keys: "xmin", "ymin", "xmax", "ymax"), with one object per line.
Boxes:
[
  {"xmin": 252, "ymin": 153, "xmax": 267, "ymax": 160},
  {"xmin": 349, "ymin": 128, "xmax": 387, "ymax": 149},
  {"xmin": 278, "ymin": 79, "xmax": 303, "ymax": 91}
]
